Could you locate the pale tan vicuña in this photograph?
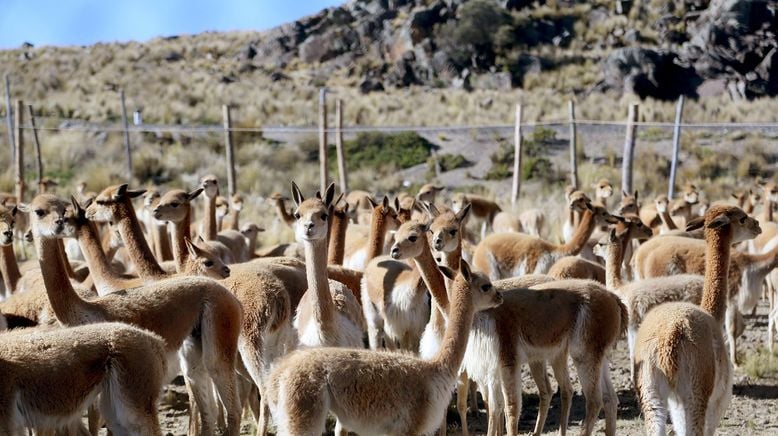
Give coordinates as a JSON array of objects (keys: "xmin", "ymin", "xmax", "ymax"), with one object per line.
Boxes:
[
  {"xmin": 290, "ymin": 182, "xmax": 364, "ymax": 350},
  {"xmin": 0, "ymin": 322, "xmax": 168, "ymax": 435},
  {"xmin": 473, "ymin": 195, "xmax": 618, "ymax": 279},
  {"xmin": 58, "ymin": 190, "xmax": 245, "ymax": 436},
  {"xmin": 153, "ymin": 187, "xmax": 307, "ymax": 436},
  {"xmin": 633, "ymin": 205, "xmax": 761, "ymax": 435},
  {"xmin": 267, "ymin": 260, "xmax": 502, "ymax": 435}
]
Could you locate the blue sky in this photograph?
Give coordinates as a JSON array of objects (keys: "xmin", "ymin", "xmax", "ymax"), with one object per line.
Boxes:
[{"xmin": 0, "ymin": 0, "xmax": 343, "ymax": 49}]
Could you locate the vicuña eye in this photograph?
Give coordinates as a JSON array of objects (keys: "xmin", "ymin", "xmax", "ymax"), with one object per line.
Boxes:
[
  {"xmin": 204, "ymin": 260, "xmax": 214, "ymax": 267},
  {"xmin": 35, "ymin": 210, "xmax": 45, "ymax": 217},
  {"xmin": 408, "ymin": 236, "xmax": 418, "ymax": 243}
]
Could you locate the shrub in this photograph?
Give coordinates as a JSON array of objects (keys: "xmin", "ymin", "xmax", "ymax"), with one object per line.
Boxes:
[{"xmin": 334, "ymin": 131, "xmax": 437, "ymax": 170}]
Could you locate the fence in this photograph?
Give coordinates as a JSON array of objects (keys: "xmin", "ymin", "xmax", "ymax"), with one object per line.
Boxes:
[{"xmin": 1, "ymin": 92, "xmax": 777, "ymax": 211}]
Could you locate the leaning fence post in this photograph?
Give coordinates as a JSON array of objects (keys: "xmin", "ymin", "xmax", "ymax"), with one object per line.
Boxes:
[
  {"xmin": 334, "ymin": 99, "xmax": 348, "ymax": 193},
  {"xmin": 3, "ymin": 74, "xmax": 14, "ymax": 164},
  {"xmin": 511, "ymin": 104, "xmax": 523, "ymax": 206},
  {"xmin": 568, "ymin": 100, "xmax": 578, "ymax": 189},
  {"xmin": 319, "ymin": 88, "xmax": 329, "ymax": 193},
  {"xmin": 119, "ymin": 89, "xmax": 133, "ymax": 183},
  {"xmin": 223, "ymin": 105, "xmax": 237, "ymax": 197},
  {"xmin": 668, "ymin": 96, "xmax": 685, "ymax": 199},
  {"xmin": 621, "ymin": 103, "xmax": 639, "ymax": 195},
  {"xmin": 13, "ymin": 100, "xmax": 24, "ymax": 203},
  {"xmin": 27, "ymin": 105, "xmax": 43, "ymax": 193}
]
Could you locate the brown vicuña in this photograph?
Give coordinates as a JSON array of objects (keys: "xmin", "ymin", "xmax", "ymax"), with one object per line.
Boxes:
[{"xmin": 633, "ymin": 205, "xmax": 761, "ymax": 435}]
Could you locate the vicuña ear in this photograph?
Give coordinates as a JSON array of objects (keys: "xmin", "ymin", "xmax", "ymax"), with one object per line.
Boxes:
[
  {"xmin": 70, "ymin": 196, "xmax": 84, "ymax": 216},
  {"xmin": 11, "ymin": 205, "xmax": 18, "ymax": 217},
  {"xmin": 707, "ymin": 214, "xmax": 731, "ymax": 229},
  {"xmin": 16, "ymin": 203, "xmax": 29, "ymax": 213},
  {"xmin": 731, "ymin": 193, "xmax": 739, "ymax": 200},
  {"xmin": 456, "ymin": 203, "xmax": 472, "ymax": 222},
  {"xmin": 381, "ymin": 196, "xmax": 389, "ymax": 210},
  {"xmin": 185, "ymin": 238, "xmax": 199, "ymax": 259},
  {"xmin": 685, "ymin": 216, "xmax": 705, "ymax": 231},
  {"xmin": 367, "ymin": 196, "xmax": 378, "ymax": 209},
  {"xmin": 291, "ymin": 182, "xmax": 304, "ymax": 207},
  {"xmin": 188, "ymin": 188, "xmax": 204, "ymax": 201},
  {"xmin": 427, "ymin": 203, "xmax": 440, "ymax": 219},
  {"xmin": 460, "ymin": 259, "xmax": 473, "ymax": 282},
  {"xmin": 323, "ymin": 183, "xmax": 336, "ymax": 207},
  {"xmin": 394, "ymin": 197, "xmax": 400, "ymax": 212},
  {"xmin": 115, "ymin": 183, "xmax": 129, "ymax": 200},
  {"xmin": 438, "ymin": 265, "xmax": 456, "ymax": 281},
  {"xmin": 634, "ymin": 190, "xmax": 639, "ymax": 202},
  {"xmin": 622, "ymin": 190, "xmax": 629, "ymax": 198}
]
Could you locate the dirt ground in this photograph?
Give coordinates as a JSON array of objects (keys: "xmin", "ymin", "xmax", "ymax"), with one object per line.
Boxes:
[{"xmin": 142, "ymin": 298, "xmax": 778, "ymax": 435}]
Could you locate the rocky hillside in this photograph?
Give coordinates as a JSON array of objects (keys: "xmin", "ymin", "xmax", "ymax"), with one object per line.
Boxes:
[{"xmin": 247, "ymin": 0, "xmax": 776, "ymax": 100}]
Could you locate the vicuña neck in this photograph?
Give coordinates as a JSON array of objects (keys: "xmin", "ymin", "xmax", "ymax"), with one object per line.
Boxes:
[
  {"xmin": 304, "ymin": 236, "xmax": 335, "ymax": 328},
  {"xmin": 171, "ymin": 207, "xmax": 193, "ymax": 273},
  {"xmin": 275, "ymin": 199, "xmax": 295, "ymax": 228},
  {"xmin": 559, "ymin": 208, "xmax": 596, "ymax": 255},
  {"xmin": 701, "ymin": 227, "xmax": 733, "ymax": 323},
  {"xmin": 35, "ymin": 236, "xmax": 94, "ymax": 324},
  {"xmin": 203, "ymin": 195, "xmax": 218, "ymax": 240},
  {"xmin": 225, "ymin": 209, "xmax": 239, "ymax": 231},
  {"xmin": 431, "ymin": 281, "xmax": 474, "ymax": 376},
  {"xmin": 742, "ymin": 243, "xmax": 778, "ymax": 276},
  {"xmin": 77, "ymin": 221, "xmax": 136, "ymax": 294},
  {"xmin": 327, "ymin": 211, "xmax": 348, "ymax": 265},
  {"xmin": 365, "ymin": 212, "xmax": 389, "ymax": 262},
  {"xmin": 0, "ymin": 244, "xmax": 21, "ymax": 293},
  {"xmin": 658, "ymin": 208, "xmax": 678, "ymax": 231},
  {"xmin": 413, "ymin": 233, "xmax": 450, "ymax": 314},
  {"xmin": 152, "ymin": 221, "xmax": 174, "ymax": 261},
  {"xmin": 604, "ymin": 243, "xmax": 624, "ymax": 290},
  {"xmin": 115, "ymin": 201, "xmax": 167, "ymax": 280},
  {"xmin": 57, "ymin": 239, "xmax": 77, "ymax": 280}
]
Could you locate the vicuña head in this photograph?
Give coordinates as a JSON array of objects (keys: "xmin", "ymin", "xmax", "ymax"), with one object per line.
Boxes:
[
  {"xmin": 593, "ymin": 178, "xmax": 614, "ymax": 199},
  {"xmin": 429, "ymin": 202, "xmax": 471, "ymax": 252},
  {"xmin": 86, "ymin": 184, "xmax": 146, "ymax": 222},
  {"xmin": 200, "ymin": 174, "xmax": 220, "ymax": 198},
  {"xmin": 186, "ymin": 238, "xmax": 231, "ymax": 279},
  {"xmin": 24, "ymin": 194, "xmax": 75, "ymax": 239},
  {"xmin": 686, "ymin": 204, "xmax": 761, "ymax": 243},
  {"xmin": 0, "ymin": 205, "xmax": 17, "ymax": 246},
  {"xmin": 291, "ymin": 181, "xmax": 335, "ymax": 242},
  {"xmin": 438, "ymin": 259, "xmax": 503, "ymax": 311},
  {"xmin": 153, "ymin": 188, "xmax": 203, "ymax": 223},
  {"xmin": 390, "ymin": 220, "xmax": 430, "ymax": 260}
]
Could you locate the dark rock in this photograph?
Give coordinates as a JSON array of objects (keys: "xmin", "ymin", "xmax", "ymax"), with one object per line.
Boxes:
[
  {"xmin": 240, "ymin": 44, "xmax": 257, "ymax": 60},
  {"xmin": 359, "ymin": 77, "xmax": 385, "ymax": 93},
  {"xmin": 270, "ymin": 71, "xmax": 290, "ymax": 82},
  {"xmin": 600, "ymin": 47, "xmax": 702, "ymax": 100},
  {"xmin": 164, "ymin": 51, "xmax": 183, "ymax": 62}
]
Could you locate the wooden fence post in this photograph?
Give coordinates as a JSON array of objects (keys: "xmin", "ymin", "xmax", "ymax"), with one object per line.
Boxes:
[
  {"xmin": 568, "ymin": 100, "xmax": 578, "ymax": 189},
  {"xmin": 14, "ymin": 100, "xmax": 24, "ymax": 203},
  {"xmin": 222, "ymin": 105, "xmax": 236, "ymax": 197},
  {"xmin": 319, "ymin": 88, "xmax": 329, "ymax": 193},
  {"xmin": 3, "ymin": 74, "xmax": 14, "ymax": 164},
  {"xmin": 27, "ymin": 105, "xmax": 43, "ymax": 193},
  {"xmin": 668, "ymin": 95, "xmax": 685, "ymax": 199},
  {"xmin": 511, "ymin": 104, "xmax": 523, "ymax": 206},
  {"xmin": 621, "ymin": 103, "xmax": 639, "ymax": 195},
  {"xmin": 119, "ymin": 89, "xmax": 132, "ymax": 183},
  {"xmin": 334, "ymin": 99, "xmax": 348, "ymax": 193}
]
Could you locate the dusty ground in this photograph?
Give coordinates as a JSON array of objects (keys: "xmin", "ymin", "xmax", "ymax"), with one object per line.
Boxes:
[{"xmin": 142, "ymin": 299, "xmax": 778, "ymax": 435}]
